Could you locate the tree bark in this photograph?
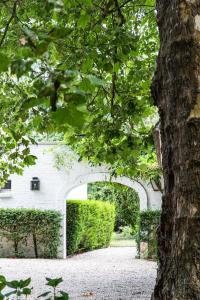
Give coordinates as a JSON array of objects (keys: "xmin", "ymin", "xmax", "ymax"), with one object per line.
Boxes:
[
  {"xmin": 151, "ymin": 1, "xmax": 200, "ymax": 299},
  {"xmin": 33, "ymin": 232, "xmax": 38, "ymax": 258}
]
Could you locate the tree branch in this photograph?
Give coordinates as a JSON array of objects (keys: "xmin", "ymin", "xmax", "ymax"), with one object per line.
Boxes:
[
  {"xmin": 111, "ymin": 71, "xmax": 116, "ymax": 116},
  {"xmin": 114, "ymin": 0, "xmax": 125, "ymax": 25},
  {"xmin": 0, "ymin": 0, "xmax": 19, "ymax": 47}
]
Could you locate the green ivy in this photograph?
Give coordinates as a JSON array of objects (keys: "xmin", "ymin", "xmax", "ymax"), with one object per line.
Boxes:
[
  {"xmin": 67, "ymin": 200, "xmax": 115, "ymax": 255},
  {"xmin": 0, "ymin": 209, "xmax": 62, "ymax": 258}
]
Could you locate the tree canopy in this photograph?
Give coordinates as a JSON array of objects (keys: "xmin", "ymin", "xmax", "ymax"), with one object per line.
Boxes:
[{"xmin": 0, "ymin": 0, "xmax": 160, "ymax": 185}]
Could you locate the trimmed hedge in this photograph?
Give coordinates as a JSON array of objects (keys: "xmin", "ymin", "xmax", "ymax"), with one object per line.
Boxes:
[
  {"xmin": 136, "ymin": 210, "xmax": 161, "ymax": 259},
  {"xmin": 0, "ymin": 208, "xmax": 62, "ymax": 258},
  {"xmin": 67, "ymin": 200, "xmax": 115, "ymax": 255}
]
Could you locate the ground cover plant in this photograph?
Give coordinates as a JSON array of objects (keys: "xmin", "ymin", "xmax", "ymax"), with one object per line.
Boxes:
[
  {"xmin": 0, "ymin": 209, "xmax": 61, "ymax": 258},
  {"xmin": 0, "ymin": 276, "xmax": 69, "ymax": 299},
  {"xmin": 66, "ymin": 200, "xmax": 115, "ymax": 255}
]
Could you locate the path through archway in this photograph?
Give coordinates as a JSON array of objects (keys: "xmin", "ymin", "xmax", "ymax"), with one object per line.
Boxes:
[{"xmin": 57, "ymin": 172, "xmax": 149, "ymax": 258}]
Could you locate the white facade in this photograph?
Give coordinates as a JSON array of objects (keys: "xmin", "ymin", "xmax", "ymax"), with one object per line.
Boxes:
[
  {"xmin": 0, "ymin": 143, "xmax": 162, "ymax": 258},
  {"xmin": 66, "ymin": 184, "xmax": 88, "ymax": 200}
]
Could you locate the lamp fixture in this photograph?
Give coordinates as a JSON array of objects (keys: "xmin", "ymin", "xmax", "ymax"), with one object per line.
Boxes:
[{"xmin": 31, "ymin": 177, "xmax": 40, "ymax": 191}]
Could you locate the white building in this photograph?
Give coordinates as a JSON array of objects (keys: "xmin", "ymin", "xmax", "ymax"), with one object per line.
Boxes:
[{"xmin": 0, "ymin": 143, "xmax": 162, "ymax": 258}]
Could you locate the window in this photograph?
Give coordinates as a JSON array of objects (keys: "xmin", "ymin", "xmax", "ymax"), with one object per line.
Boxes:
[{"xmin": 2, "ymin": 180, "xmax": 11, "ymax": 190}]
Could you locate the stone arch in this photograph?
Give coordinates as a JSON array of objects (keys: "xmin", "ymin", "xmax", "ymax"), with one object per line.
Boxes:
[
  {"xmin": 57, "ymin": 172, "xmax": 149, "ymax": 258},
  {"xmin": 59, "ymin": 172, "xmax": 149, "ymax": 211}
]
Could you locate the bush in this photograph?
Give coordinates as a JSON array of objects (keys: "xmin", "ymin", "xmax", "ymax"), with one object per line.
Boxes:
[
  {"xmin": 67, "ymin": 200, "xmax": 115, "ymax": 255},
  {"xmin": 136, "ymin": 210, "xmax": 161, "ymax": 259},
  {"xmin": 88, "ymin": 182, "xmax": 140, "ymax": 231},
  {"xmin": 0, "ymin": 208, "xmax": 62, "ymax": 258}
]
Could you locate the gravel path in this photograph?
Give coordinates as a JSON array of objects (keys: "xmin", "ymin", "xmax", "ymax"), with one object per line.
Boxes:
[{"xmin": 0, "ymin": 247, "xmax": 157, "ymax": 300}]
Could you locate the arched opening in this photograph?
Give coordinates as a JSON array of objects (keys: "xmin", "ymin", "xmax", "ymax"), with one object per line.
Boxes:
[
  {"xmin": 60, "ymin": 172, "xmax": 149, "ymax": 210},
  {"xmin": 57, "ymin": 172, "xmax": 149, "ymax": 258}
]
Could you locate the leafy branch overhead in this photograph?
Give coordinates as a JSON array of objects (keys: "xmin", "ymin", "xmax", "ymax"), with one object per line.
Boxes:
[{"xmin": 0, "ymin": 0, "xmax": 160, "ymax": 182}]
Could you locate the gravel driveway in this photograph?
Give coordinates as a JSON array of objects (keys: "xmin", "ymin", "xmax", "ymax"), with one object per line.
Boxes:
[{"xmin": 0, "ymin": 247, "xmax": 157, "ymax": 300}]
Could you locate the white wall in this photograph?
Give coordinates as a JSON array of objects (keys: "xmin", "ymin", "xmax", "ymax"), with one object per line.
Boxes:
[
  {"xmin": 0, "ymin": 144, "xmax": 66, "ymax": 210},
  {"xmin": 66, "ymin": 184, "xmax": 88, "ymax": 200},
  {"xmin": 0, "ymin": 143, "xmax": 162, "ymax": 258}
]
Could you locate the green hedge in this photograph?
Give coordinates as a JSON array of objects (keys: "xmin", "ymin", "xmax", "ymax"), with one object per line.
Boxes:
[
  {"xmin": 67, "ymin": 200, "xmax": 115, "ymax": 255},
  {"xmin": 0, "ymin": 208, "xmax": 62, "ymax": 258},
  {"xmin": 136, "ymin": 210, "xmax": 161, "ymax": 259}
]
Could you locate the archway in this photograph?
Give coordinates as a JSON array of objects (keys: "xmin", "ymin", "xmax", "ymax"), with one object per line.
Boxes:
[
  {"xmin": 57, "ymin": 172, "xmax": 149, "ymax": 258},
  {"xmin": 59, "ymin": 172, "xmax": 149, "ymax": 210}
]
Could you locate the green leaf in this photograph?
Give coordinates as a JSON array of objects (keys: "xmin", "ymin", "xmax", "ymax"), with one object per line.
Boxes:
[
  {"xmin": 55, "ymin": 294, "xmax": 69, "ymax": 300},
  {"xmin": 0, "ymin": 276, "xmax": 6, "ymax": 292},
  {"xmin": 52, "ymin": 107, "xmax": 86, "ymax": 129},
  {"xmin": 49, "ymin": 27, "xmax": 72, "ymax": 39},
  {"xmin": 59, "ymin": 291, "xmax": 69, "ymax": 299},
  {"xmin": 22, "ymin": 288, "xmax": 32, "ymax": 295},
  {"xmin": 38, "ymin": 291, "xmax": 51, "ymax": 298},
  {"xmin": 23, "ymin": 155, "xmax": 37, "ymax": 165},
  {"xmin": 36, "ymin": 41, "xmax": 50, "ymax": 55},
  {"xmin": 82, "ymin": 58, "xmax": 93, "ymax": 73},
  {"xmin": 0, "ymin": 53, "xmax": 10, "ymax": 72},
  {"xmin": 19, "ymin": 278, "xmax": 31, "ymax": 288},
  {"xmin": 84, "ymin": 0, "xmax": 92, "ymax": 7},
  {"xmin": 0, "ymin": 292, "xmax": 4, "ymax": 300},
  {"xmin": 64, "ymin": 93, "xmax": 86, "ymax": 103},
  {"xmin": 77, "ymin": 13, "xmax": 90, "ymax": 28},
  {"xmin": 21, "ymin": 98, "xmax": 42, "ymax": 109},
  {"xmin": 76, "ymin": 103, "xmax": 87, "ymax": 113},
  {"xmin": 46, "ymin": 277, "xmax": 63, "ymax": 288},
  {"xmin": 87, "ymin": 75, "xmax": 105, "ymax": 87},
  {"xmin": 6, "ymin": 280, "xmax": 20, "ymax": 289}
]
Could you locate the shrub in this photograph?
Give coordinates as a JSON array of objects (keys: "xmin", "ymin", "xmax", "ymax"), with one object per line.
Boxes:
[
  {"xmin": 88, "ymin": 182, "xmax": 140, "ymax": 231},
  {"xmin": 67, "ymin": 200, "xmax": 115, "ymax": 255},
  {"xmin": 136, "ymin": 210, "xmax": 161, "ymax": 259},
  {"xmin": 0, "ymin": 208, "xmax": 62, "ymax": 258}
]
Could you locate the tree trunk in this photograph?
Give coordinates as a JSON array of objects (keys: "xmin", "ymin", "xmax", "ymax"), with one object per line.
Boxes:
[
  {"xmin": 151, "ymin": 1, "xmax": 200, "ymax": 299},
  {"xmin": 33, "ymin": 232, "xmax": 38, "ymax": 258}
]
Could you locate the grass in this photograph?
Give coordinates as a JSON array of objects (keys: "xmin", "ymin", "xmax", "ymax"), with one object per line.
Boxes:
[
  {"xmin": 110, "ymin": 231, "xmax": 136, "ymax": 247},
  {"xmin": 110, "ymin": 239, "xmax": 136, "ymax": 247}
]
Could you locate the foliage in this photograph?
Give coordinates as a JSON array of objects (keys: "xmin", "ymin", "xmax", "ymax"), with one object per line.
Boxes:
[
  {"xmin": 67, "ymin": 200, "xmax": 115, "ymax": 255},
  {"xmin": 0, "ymin": 209, "xmax": 61, "ymax": 258},
  {"xmin": 0, "ymin": 0, "xmax": 160, "ymax": 185},
  {"xmin": 48, "ymin": 145, "xmax": 79, "ymax": 171},
  {"xmin": 110, "ymin": 230, "xmax": 135, "ymax": 247},
  {"xmin": 136, "ymin": 210, "xmax": 160, "ymax": 259},
  {"xmin": 0, "ymin": 127, "xmax": 37, "ymax": 188},
  {"xmin": 112, "ymin": 226, "xmax": 134, "ymax": 240},
  {"xmin": 88, "ymin": 182, "xmax": 140, "ymax": 231},
  {"xmin": 61, "ymin": 0, "xmax": 160, "ymax": 181},
  {"xmin": 0, "ymin": 276, "xmax": 32, "ymax": 300},
  {"xmin": 0, "ymin": 276, "xmax": 69, "ymax": 299},
  {"xmin": 38, "ymin": 277, "xmax": 69, "ymax": 300}
]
